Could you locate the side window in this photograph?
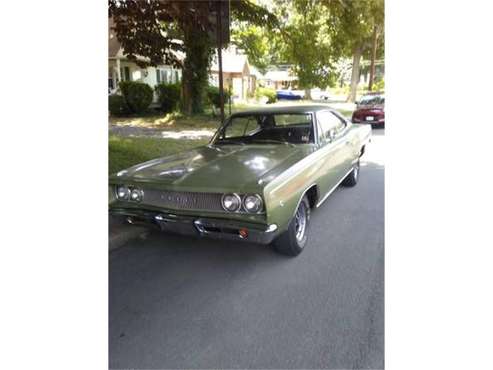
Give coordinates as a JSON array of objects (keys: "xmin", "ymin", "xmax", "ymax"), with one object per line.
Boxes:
[
  {"xmin": 274, "ymin": 113, "xmax": 312, "ymax": 126},
  {"xmin": 223, "ymin": 117, "xmax": 260, "ymax": 138},
  {"xmin": 317, "ymin": 111, "xmax": 346, "ymax": 142}
]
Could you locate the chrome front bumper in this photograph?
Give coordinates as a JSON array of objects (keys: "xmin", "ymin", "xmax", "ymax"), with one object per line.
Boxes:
[{"xmin": 110, "ymin": 208, "xmax": 279, "ymax": 245}]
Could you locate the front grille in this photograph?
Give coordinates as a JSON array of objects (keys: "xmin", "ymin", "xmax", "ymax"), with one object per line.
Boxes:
[{"xmin": 141, "ymin": 189, "xmax": 224, "ymax": 211}]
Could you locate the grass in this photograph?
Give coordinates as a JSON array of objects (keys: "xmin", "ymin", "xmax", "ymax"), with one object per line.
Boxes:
[
  {"xmin": 109, "ymin": 111, "xmax": 221, "ymax": 130},
  {"xmin": 109, "ymin": 135, "xmax": 208, "ymax": 175}
]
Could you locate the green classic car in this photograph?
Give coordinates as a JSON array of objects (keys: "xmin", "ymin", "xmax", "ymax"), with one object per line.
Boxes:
[{"xmin": 109, "ymin": 105, "xmax": 371, "ymax": 256}]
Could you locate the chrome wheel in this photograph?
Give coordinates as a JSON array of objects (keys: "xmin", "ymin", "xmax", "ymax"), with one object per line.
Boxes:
[{"xmin": 294, "ymin": 202, "xmax": 307, "ymax": 243}]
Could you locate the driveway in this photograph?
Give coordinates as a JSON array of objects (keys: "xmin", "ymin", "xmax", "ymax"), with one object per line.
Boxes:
[{"xmin": 109, "ymin": 127, "xmax": 384, "ymax": 369}]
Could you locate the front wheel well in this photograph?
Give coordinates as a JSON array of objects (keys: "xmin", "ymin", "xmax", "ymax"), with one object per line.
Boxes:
[
  {"xmin": 360, "ymin": 145, "xmax": 366, "ymax": 157},
  {"xmin": 305, "ymin": 185, "xmax": 319, "ymax": 209}
]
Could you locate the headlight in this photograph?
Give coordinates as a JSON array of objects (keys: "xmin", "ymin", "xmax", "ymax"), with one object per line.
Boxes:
[
  {"xmin": 221, "ymin": 193, "xmax": 241, "ymax": 212},
  {"xmin": 130, "ymin": 188, "xmax": 144, "ymax": 202},
  {"xmin": 243, "ymin": 194, "xmax": 263, "ymax": 213},
  {"xmin": 116, "ymin": 185, "xmax": 130, "ymax": 200}
]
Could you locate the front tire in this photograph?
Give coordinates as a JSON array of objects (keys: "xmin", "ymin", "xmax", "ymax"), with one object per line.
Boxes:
[
  {"xmin": 342, "ymin": 160, "xmax": 360, "ymax": 187},
  {"xmin": 272, "ymin": 196, "xmax": 311, "ymax": 256}
]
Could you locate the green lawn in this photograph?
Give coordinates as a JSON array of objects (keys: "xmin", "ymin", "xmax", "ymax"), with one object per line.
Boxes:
[{"xmin": 109, "ymin": 135, "xmax": 208, "ymax": 175}]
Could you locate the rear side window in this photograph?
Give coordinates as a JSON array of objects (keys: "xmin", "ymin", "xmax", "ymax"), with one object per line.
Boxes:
[
  {"xmin": 317, "ymin": 111, "xmax": 346, "ymax": 141},
  {"xmin": 274, "ymin": 113, "xmax": 312, "ymax": 126}
]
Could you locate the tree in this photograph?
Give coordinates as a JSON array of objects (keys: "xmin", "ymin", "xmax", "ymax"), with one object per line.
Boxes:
[
  {"xmin": 232, "ymin": 0, "xmax": 350, "ymax": 99},
  {"xmin": 272, "ymin": 0, "xmax": 341, "ymax": 98},
  {"xmin": 231, "ymin": 24, "xmax": 277, "ymax": 74},
  {"xmin": 323, "ymin": 0, "xmax": 384, "ymax": 102},
  {"xmin": 109, "ymin": 0, "xmax": 276, "ymax": 114}
]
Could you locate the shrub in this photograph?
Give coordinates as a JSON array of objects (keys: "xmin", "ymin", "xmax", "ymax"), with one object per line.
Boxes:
[
  {"xmin": 155, "ymin": 83, "xmax": 181, "ymax": 113},
  {"xmin": 119, "ymin": 81, "xmax": 153, "ymax": 114},
  {"xmin": 373, "ymin": 78, "xmax": 385, "ymax": 92},
  {"xmin": 206, "ymin": 85, "xmax": 231, "ymax": 109},
  {"xmin": 108, "ymin": 94, "xmax": 129, "ymax": 116},
  {"xmin": 255, "ymin": 87, "xmax": 277, "ymax": 103}
]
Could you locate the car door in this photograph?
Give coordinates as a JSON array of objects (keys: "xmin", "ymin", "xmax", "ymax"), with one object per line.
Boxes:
[
  {"xmin": 330, "ymin": 111, "xmax": 355, "ymax": 176},
  {"xmin": 315, "ymin": 110, "xmax": 349, "ymax": 197}
]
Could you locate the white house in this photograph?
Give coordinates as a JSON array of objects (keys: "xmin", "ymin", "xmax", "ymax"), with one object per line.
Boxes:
[
  {"xmin": 259, "ymin": 65, "xmax": 298, "ymax": 90},
  {"xmin": 108, "ymin": 22, "xmax": 182, "ymax": 101}
]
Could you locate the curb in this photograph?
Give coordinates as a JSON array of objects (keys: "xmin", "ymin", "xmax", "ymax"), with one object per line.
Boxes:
[{"xmin": 109, "ymin": 215, "xmax": 149, "ymax": 251}]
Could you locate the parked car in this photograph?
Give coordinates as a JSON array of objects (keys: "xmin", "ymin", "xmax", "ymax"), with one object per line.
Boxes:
[
  {"xmin": 352, "ymin": 93, "xmax": 385, "ymax": 127},
  {"xmin": 276, "ymin": 89, "xmax": 303, "ymax": 100},
  {"xmin": 109, "ymin": 105, "xmax": 371, "ymax": 256}
]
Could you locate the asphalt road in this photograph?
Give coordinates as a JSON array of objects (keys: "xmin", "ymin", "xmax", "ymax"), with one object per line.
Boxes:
[{"xmin": 109, "ymin": 128, "xmax": 384, "ymax": 369}]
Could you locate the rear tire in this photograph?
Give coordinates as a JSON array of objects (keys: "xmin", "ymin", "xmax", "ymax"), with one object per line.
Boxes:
[
  {"xmin": 342, "ymin": 160, "xmax": 360, "ymax": 187},
  {"xmin": 272, "ymin": 196, "xmax": 311, "ymax": 257}
]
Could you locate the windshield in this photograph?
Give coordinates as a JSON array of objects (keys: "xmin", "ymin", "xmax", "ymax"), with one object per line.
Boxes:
[
  {"xmin": 212, "ymin": 113, "xmax": 314, "ymax": 145},
  {"xmin": 359, "ymin": 95, "xmax": 384, "ymax": 106}
]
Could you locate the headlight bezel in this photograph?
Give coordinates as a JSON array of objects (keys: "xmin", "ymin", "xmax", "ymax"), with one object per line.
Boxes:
[
  {"xmin": 221, "ymin": 193, "xmax": 242, "ymax": 212},
  {"xmin": 130, "ymin": 188, "xmax": 144, "ymax": 202},
  {"xmin": 221, "ymin": 193, "xmax": 264, "ymax": 214},
  {"xmin": 243, "ymin": 194, "xmax": 263, "ymax": 213},
  {"xmin": 116, "ymin": 185, "xmax": 130, "ymax": 200},
  {"xmin": 116, "ymin": 185, "xmax": 143, "ymax": 203}
]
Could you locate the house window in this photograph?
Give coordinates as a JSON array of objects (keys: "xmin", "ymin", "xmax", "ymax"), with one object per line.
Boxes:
[
  {"xmin": 156, "ymin": 69, "xmax": 171, "ymax": 84},
  {"xmin": 120, "ymin": 66, "xmax": 131, "ymax": 81}
]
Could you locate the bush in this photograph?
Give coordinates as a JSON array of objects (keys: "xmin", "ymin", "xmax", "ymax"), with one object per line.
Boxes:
[
  {"xmin": 108, "ymin": 94, "xmax": 129, "ymax": 116},
  {"xmin": 373, "ymin": 78, "xmax": 385, "ymax": 92},
  {"xmin": 155, "ymin": 83, "xmax": 181, "ymax": 113},
  {"xmin": 255, "ymin": 87, "xmax": 277, "ymax": 103},
  {"xmin": 119, "ymin": 81, "xmax": 153, "ymax": 114},
  {"xmin": 206, "ymin": 85, "xmax": 231, "ymax": 109}
]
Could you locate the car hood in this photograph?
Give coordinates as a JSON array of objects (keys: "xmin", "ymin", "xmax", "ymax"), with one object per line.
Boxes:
[{"xmin": 112, "ymin": 144, "xmax": 314, "ymax": 192}]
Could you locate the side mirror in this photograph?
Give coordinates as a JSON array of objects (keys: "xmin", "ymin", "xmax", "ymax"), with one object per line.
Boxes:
[{"xmin": 328, "ymin": 129, "xmax": 337, "ymax": 141}]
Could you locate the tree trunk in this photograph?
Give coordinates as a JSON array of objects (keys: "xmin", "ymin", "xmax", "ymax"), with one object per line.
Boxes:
[
  {"xmin": 181, "ymin": 67, "xmax": 193, "ymax": 114},
  {"xmin": 181, "ymin": 22, "xmax": 212, "ymax": 115},
  {"xmin": 368, "ymin": 25, "xmax": 378, "ymax": 91},
  {"xmin": 304, "ymin": 88, "xmax": 312, "ymax": 100},
  {"xmin": 347, "ymin": 47, "xmax": 362, "ymax": 103}
]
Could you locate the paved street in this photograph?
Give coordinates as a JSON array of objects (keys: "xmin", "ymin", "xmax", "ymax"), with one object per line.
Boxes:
[{"xmin": 109, "ymin": 128, "xmax": 384, "ymax": 369}]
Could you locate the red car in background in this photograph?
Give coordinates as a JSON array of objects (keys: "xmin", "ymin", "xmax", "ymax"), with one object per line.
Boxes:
[{"xmin": 352, "ymin": 93, "xmax": 385, "ymax": 128}]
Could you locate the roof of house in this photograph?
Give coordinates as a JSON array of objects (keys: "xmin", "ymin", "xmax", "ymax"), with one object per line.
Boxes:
[
  {"xmin": 211, "ymin": 53, "xmax": 250, "ymax": 74},
  {"xmin": 108, "ymin": 18, "xmax": 122, "ymax": 58},
  {"xmin": 109, "ymin": 34, "xmax": 121, "ymax": 58}
]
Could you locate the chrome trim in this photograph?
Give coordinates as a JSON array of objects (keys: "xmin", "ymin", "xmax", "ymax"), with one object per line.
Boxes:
[
  {"xmin": 316, "ymin": 167, "xmax": 355, "ymax": 208},
  {"xmin": 291, "ymin": 183, "xmax": 318, "ymax": 219}
]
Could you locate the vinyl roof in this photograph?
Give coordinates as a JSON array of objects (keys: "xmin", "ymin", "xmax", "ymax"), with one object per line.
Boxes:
[{"xmin": 231, "ymin": 104, "xmax": 335, "ymax": 116}]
